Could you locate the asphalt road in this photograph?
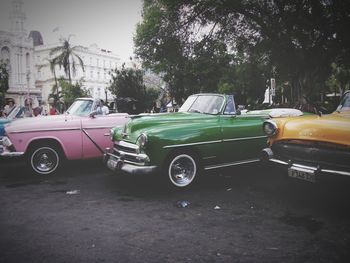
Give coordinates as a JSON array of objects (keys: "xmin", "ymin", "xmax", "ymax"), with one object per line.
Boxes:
[{"xmin": 1, "ymin": 159, "xmax": 350, "ymax": 263}]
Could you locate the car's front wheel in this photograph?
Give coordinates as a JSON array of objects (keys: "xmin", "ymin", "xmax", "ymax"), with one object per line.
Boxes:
[
  {"xmin": 28, "ymin": 144, "xmax": 62, "ymax": 175},
  {"xmin": 165, "ymin": 152, "xmax": 199, "ymax": 188}
]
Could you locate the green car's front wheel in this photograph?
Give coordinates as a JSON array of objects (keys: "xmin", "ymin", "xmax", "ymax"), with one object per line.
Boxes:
[{"xmin": 166, "ymin": 152, "xmax": 199, "ymax": 188}]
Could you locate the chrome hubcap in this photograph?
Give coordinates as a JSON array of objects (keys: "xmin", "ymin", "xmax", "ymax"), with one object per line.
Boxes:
[
  {"xmin": 169, "ymin": 154, "xmax": 196, "ymax": 187},
  {"xmin": 31, "ymin": 147, "xmax": 59, "ymax": 174}
]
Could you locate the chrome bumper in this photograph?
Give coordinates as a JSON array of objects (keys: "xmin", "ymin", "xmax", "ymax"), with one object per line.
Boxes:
[
  {"xmin": 0, "ymin": 151, "xmax": 24, "ymax": 158},
  {"xmin": 104, "ymin": 151, "xmax": 158, "ymax": 175},
  {"xmin": 261, "ymin": 148, "xmax": 350, "ymax": 177},
  {"xmin": 0, "ymin": 136, "xmax": 24, "ymax": 158}
]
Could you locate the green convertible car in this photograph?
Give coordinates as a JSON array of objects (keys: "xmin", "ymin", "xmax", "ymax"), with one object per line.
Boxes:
[{"xmin": 104, "ymin": 93, "xmax": 302, "ymax": 188}]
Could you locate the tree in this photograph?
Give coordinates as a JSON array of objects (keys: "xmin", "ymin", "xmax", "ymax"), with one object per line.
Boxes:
[
  {"xmin": 135, "ymin": 0, "xmax": 350, "ymax": 103},
  {"xmin": 0, "ymin": 60, "xmax": 9, "ymax": 108},
  {"xmin": 57, "ymin": 77, "xmax": 90, "ymax": 107},
  {"xmin": 108, "ymin": 63, "xmax": 146, "ymax": 108},
  {"xmin": 50, "ymin": 38, "xmax": 85, "ymax": 83}
]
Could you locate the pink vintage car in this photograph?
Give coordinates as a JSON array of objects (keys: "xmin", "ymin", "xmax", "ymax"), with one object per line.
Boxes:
[{"xmin": 0, "ymin": 98, "xmax": 129, "ymax": 175}]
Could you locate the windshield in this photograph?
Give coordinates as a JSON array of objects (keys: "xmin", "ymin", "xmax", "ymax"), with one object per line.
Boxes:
[
  {"xmin": 67, "ymin": 100, "xmax": 94, "ymax": 116},
  {"xmin": 336, "ymin": 92, "xmax": 350, "ymax": 112},
  {"xmin": 6, "ymin": 106, "xmax": 24, "ymax": 119},
  {"xmin": 179, "ymin": 95, "xmax": 225, "ymax": 114}
]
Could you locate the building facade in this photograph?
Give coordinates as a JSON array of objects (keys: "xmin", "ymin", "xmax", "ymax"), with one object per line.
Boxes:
[
  {"xmin": 1, "ymin": 0, "xmax": 120, "ymax": 107},
  {"xmin": 34, "ymin": 43, "xmax": 119, "ymax": 103},
  {"xmin": 0, "ymin": 0, "xmax": 40, "ymax": 106}
]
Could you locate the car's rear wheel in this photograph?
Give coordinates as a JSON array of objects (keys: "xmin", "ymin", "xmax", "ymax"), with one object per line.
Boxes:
[
  {"xmin": 28, "ymin": 144, "xmax": 62, "ymax": 175},
  {"xmin": 165, "ymin": 151, "xmax": 199, "ymax": 188}
]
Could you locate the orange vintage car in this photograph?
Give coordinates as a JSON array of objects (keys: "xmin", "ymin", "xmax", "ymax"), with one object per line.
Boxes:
[{"xmin": 261, "ymin": 91, "xmax": 350, "ymax": 182}]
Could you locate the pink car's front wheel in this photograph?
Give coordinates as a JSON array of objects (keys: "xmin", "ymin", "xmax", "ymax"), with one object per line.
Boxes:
[{"xmin": 29, "ymin": 145, "xmax": 62, "ymax": 175}]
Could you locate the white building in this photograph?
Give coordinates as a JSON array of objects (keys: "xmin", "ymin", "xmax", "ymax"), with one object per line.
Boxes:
[
  {"xmin": 1, "ymin": 0, "xmax": 120, "ymax": 106},
  {"xmin": 34, "ymin": 43, "xmax": 119, "ymax": 103},
  {"xmin": 0, "ymin": 0, "xmax": 40, "ymax": 106}
]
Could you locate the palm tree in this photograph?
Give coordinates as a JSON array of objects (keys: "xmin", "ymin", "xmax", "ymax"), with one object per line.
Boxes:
[{"xmin": 50, "ymin": 37, "xmax": 84, "ymax": 83}]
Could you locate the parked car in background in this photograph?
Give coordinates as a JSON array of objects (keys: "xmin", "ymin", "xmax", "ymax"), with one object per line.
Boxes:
[
  {"xmin": 0, "ymin": 105, "xmax": 26, "ymax": 137},
  {"xmin": 104, "ymin": 93, "xmax": 303, "ymax": 188},
  {"xmin": 261, "ymin": 90, "xmax": 350, "ymax": 183},
  {"xmin": 0, "ymin": 98, "xmax": 129, "ymax": 175}
]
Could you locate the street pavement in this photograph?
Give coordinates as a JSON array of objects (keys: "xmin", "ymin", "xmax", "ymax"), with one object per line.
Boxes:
[{"xmin": 0, "ymin": 159, "xmax": 350, "ymax": 263}]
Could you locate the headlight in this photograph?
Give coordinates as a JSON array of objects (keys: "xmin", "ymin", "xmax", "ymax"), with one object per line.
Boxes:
[
  {"xmin": 263, "ymin": 120, "xmax": 278, "ymax": 136},
  {"xmin": 136, "ymin": 133, "xmax": 148, "ymax": 149},
  {"xmin": 2, "ymin": 136, "xmax": 13, "ymax": 147}
]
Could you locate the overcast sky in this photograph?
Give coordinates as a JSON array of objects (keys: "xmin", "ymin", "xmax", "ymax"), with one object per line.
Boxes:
[{"xmin": 0, "ymin": 0, "xmax": 143, "ymax": 62}]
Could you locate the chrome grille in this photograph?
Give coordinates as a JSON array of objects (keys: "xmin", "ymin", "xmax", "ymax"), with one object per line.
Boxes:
[{"xmin": 112, "ymin": 141, "xmax": 148, "ymax": 165}]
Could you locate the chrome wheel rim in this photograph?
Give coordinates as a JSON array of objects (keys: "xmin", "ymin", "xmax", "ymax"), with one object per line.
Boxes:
[
  {"xmin": 31, "ymin": 147, "xmax": 59, "ymax": 175},
  {"xmin": 168, "ymin": 154, "xmax": 196, "ymax": 187}
]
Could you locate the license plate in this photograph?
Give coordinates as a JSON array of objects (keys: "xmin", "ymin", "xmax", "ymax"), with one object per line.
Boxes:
[{"xmin": 288, "ymin": 167, "xmax": 316, "ymax": 183}]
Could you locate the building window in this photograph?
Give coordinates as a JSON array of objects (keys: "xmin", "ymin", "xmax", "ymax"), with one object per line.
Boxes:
[
  {"xmin": 96, "ymin": 58, "xmax": 99, "ymax": 67},
  {"xmin": 90, "ymin": 71, "xmax": 93, "ymax": 78},
  {"xmin": 26, "ymin": 53, "xmax": 30, "ymax": 69}
]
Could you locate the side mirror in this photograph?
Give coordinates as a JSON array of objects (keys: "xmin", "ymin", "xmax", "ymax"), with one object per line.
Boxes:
[{"xmin": 89, "ymin": 110, "xmax": 98, "ymax": 118}]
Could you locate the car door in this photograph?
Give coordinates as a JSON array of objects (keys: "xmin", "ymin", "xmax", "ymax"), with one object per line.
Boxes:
[
  {"xmin": 81, "ymin": 114, "xmax": 128, "ymax": 159},
  {"xmin": 219, "ymin": 96, "xmax": 267, "ymax": 163}
]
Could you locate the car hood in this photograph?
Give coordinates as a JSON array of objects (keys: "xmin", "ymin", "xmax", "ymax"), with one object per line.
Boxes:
[
  {"xmin": 121, "ymin": 112, "xmax": 221, "ymax": 143},
  {"xmin": 5, "ymin": 114, "xmax": 81, "ymax": 134},
  {"xmin": 274, "ymin": 111, "xmax": 350, "ymax": 146},
  {"xmin": 0, "ymin": 118, "xmax": 11, "ymax": 125}
]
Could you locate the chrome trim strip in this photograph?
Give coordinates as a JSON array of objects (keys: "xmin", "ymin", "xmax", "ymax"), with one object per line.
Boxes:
[
  {"xmin": 83, "ymin": 126, "xmax": 114, "ymax": 130},
  {"xmin": 269, "ymin": 158, "xmax": 289, "ymax": 165},
  {"xmin": 321, "ymin": 169, "xmax": 350, "ymax": 177},
  {"xmin": 204, "ymin": 158, "xmax": 260, "ymax": 170},
  {"xmin": 203, "ymin": 156, "xmax": 216, "ymax": 160},
  {"xmin": 222, "ymin": 135, "xmax": 267, "ymax": 142},
  {"xmin": 10, "ymin": 127, "xmax": 81, "ymax": 134},
  {"xmin": 163, "ymin": 135, "xmax": 266, "ymax": 149},
  {"xmin": 269, "ymin": 158, "xmax": 350, "ymax": 177},
  {"xmin": 292, "ymin": 163, "xmax": 318, "ymax": 171},
  {"xmin": 163, "ymin": 140, "xmax": 222, "ymax": 149}
]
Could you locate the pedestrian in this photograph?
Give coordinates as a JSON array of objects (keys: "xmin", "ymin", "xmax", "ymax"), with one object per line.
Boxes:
[
  {"xmin": 23, "ymin": 98, "xmax": 33, "ymax": 117},
  {"xmin": 33, "ymin": 106, "xmax": 42, "ymax": 117},
  {"xmin": 97, "ymin": 99, "xmax": 109, "ymax": 115},
  {"xmin": 3, "ymin": 98, "xmax": 16, "ymax": 116},
  {"xmin": 49, "ymin": 104, "xmax": 58, "ymax": 115}
]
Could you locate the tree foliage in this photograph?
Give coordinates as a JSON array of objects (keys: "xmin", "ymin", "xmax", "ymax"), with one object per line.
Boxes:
[
  {"xmin": 57, "ymin": 77, "xmax": 90, "ymax": 107},
  {"xmin": 135, "ymin": 0, "xmax": 350, "ymax": 103},
  {"xmin": 0, "ymin": 60, "xmax": 9, "ymax": 107}
]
